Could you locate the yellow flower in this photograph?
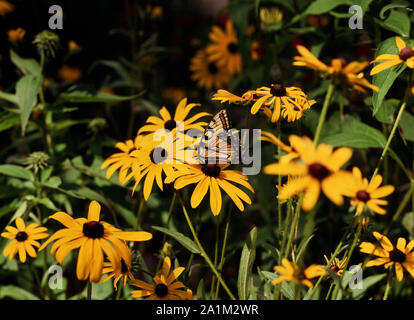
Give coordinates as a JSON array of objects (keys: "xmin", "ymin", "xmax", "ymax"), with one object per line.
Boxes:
[
  {"xmin": 251, "ymin": 84, "xmax": 314, "ymax": 122},
  {"xmin": 260, "ymin": 131, "xmax": 299, "ymax": 164},
  {"xmin": 324, "ymin": 254, "xmax": 347, "ymax": 276},
  {"xmin": 341, "ymin": 167, "xmax": 395, "ymax": 215},
  {"xmin": 1, "ymin": 218, "xmax": 49, "ymax": 263},
  {"xmin": 130, "ymin": 134, "xmax": 192, "ymax": 200},
  {"xmin": 190, "ymin": 49, "xmax": 232, "ymax": 90},
  {"xmin": 39, "ymin": 200, "xmax": 152, "ymax": 283},
  {"xmin": 263, "ymin": 135, "xmax": 352, "ymax": 211},
  {"xmin": 130, "ymin": 256, "xmax": 192, "ymax": 300},
  {"xmin": 206, "ymin": 20, "xmax": 242, "ymax": 75},
  {"xmin": 102, "ymin": 255, "xmax": 134, "ymax": 290},
  {"xmin": 58, "ymin": 65, "xmax": 82, "ymax": 83},
  {"xmin": 101, "ymin": 135, "xmax": 146, "ymax": 184},
  {"xmin": 271, "ymin": 258, "xmax": 326, "ymax": 288},
  {"xmin": 174, "ymin": 164, "xmax": 254, "ymax": 216},
  {"xmin": 293, "ymin": 45, "xmax": 378, "ymax": 92},
  {"xmin": 370, "ymin": 37, "xmax": 414, "ymax": 75},
  {"xmin": 7, "ymin": 27, "xmax": 25, "ymax": 42},
  {"xmin": 360, "ymin": 232, "xmax": 414, "ymax": 282},
  {"xmin": 138, "ymin": 98, "xmax": 210, "ymax": 135},
  {"xmin": 0, "ymin": 0, "xmax": 14, "ymax": 16}
]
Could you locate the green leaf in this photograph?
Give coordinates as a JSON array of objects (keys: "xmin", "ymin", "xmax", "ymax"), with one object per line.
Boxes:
[
  {"xmin": 0, "ymin": 111, "xmax": 20, "ymax": 132},
  {"xmin": 372, "ymin": 37, "xmax": 407, "ymax": 115},
  {"xmin": 10, "ymin": 49, "xmax": 42, "ymax": 75},
  {"xmin": 56, "ymin": 86, "xmax": 141, "ymax": 104},
  {"xmin": 382, "ymin": 9, "xmax": 411, "ymax": 37},
  {"xmin": 16, "ymin": 74, "xmax": 43, "ymax": 135},
  {"xmin": 379, "ymin": 1, "xmax": 410, "ymax": 19},
  {"xmin": 351, "ymin": 274, "xmax": 386, "ymax": 299},
  {"xmin": 399, "ymin": 111, "xmax": 414, "ymax": 141},
  {"xmin": 374, "ymin": 99, "xmax": 399, "ymax": 124},
  {"xmin": 237, "ymin": 226, "xmax": 257, "ymax": 300},
  {"xmin": 402, "ymin": 211, "xmax": 414, "ymax": 239},
  {"xmin": 302, "ymin": 0, "xmax": 351, "ymax": 15},
  {"xmin": 320, "ymin": 117, "xmax": 386, "ymax": 149},
  {"xmin": 0, "ymin": 165, "xmax": 34, "ymax": 181},
  {"xmin": 0, "ymin": 91, "xmax": 19, "ymax": 105},
  {"xmin": 0, "ymin": 285, "xmax": 40, "ymax": 300},
  {"xmin": 151, "ymin": 225, "xmax": 200, "ymax": 254}
]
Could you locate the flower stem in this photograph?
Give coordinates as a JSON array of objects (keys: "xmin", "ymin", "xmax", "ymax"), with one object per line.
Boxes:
[
  {"xmin": 86, "ymin": 282, "xmax": 92, "ymax": 300},
  {"xmin": 383, "ymin": 270, "xmax": 393, "ymax": 300},
  {"xmin": 177, "ymin": 192, "xmax": 236, "ymax": 300},
  {"xmin": 313, "ymin": 81, "xmax": 335, "ymax": 145},
  {"xmin": 283, "ymin": 194, "xmax": 303, "ymax": 260},
  {"xmin": 215, "ymin": 207, "xmax": 232, "ymax": 299},
  {"xmin": 371, "ymin": 101, "xmax": 407, "ymax": 180}
]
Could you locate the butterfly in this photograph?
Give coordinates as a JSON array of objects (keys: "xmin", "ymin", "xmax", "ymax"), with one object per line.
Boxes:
[{"xmin": 196, "ymin": 109, "xmax": 239, "ymax": 165}]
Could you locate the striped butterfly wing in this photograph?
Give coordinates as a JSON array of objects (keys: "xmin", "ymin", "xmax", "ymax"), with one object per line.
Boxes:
[{"xmin": 198, "ymin": 110, "xmax": 238, "ymax": 164}]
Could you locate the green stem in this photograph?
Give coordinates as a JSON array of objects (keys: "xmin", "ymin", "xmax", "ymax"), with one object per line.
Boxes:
[
  {"xmin": 283, "ymin": 194, "xmax": 303, "ymax": 260},
  {"xmin": 383, "ymin": 269, "xmax": 393, "ymax": 300},
  {"xmin": 134, "ymin": 191, "xmax": 145, "ymax": 230},
  {"xmin": 86, "ymin": 282, "xmax": 92, "ymax": 300},
  {"xmin": 279, "ymin": 198, "xmax": 293, "ymax": 264},
  {"xmin": 215, "ymin": 208, "xmax": 232, "ymax": 299},
  {"xmin": 371, "ymin": 101, "xmax": 407, "ymax": 180},
  {"xmin": 177, "ymin": 192, "xmax": 236, "ymax": 300},
  {"xmin": 115, "ymin": 280, "xmax": 123, "ymax": 300},
  {"xmin": 313, "ymin": 81, "xmax": 335, "ymax": 145},
  {"xmin": 325, "ymin": 282, "xmax": 335, "ymax": 300}
]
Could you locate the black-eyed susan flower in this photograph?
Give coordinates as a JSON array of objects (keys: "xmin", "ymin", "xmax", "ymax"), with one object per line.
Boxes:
[
  {"xmin": 341, "ymin": 167, "xmax": 395, "ymax": 215},
  {"xmin": 293, "ymin": 45, "xmax": 378, "ymax": 92},
  {"xmin": 39, "ymin": 200, "xmax": 152, "ymax": 283},
  {"xmin": 1, "ymin": 218, "xmax": 49, "ymax": 263},
  {"xmin": 101, "ymin": 255, "xmax": 134, "ymax": 290},
  {"xmin": 130, "ymin": 256, "xmax": 192, "ymax": 300},
  {"xmin": 271, "ymin": 258, "xmax": 326, "ymax": 288},
  {"xmin": 190, "ymin": 49, "xmax": 232, "ymax": 90},
  {"xmin": 251, "ymin": 84, "xmax": 314, "ymax": 123},
  {"xmin": 263, "ymin": 135, "xmax": 352, "ymax": 211},
  {"xmin": 130, "ymin": 134, "xmax": 192, "ymax": 200},
  {"xmin": 206, "ymin": 20, "xmax": 242, "ymax": 75},
  {"xmin": 101, "ymin": 135, "xmax": 146, "ymax": 184},
  {"xmin": 7, "ymin": 27, "xmax": 25, "ymax": 43},
  {"xmin": 360, "ymin": 232, "xmax": 414, "ymax": 281},
  {"xmin": 324, "ymin": 254, "xmax": 347, "ymax": 276},
  {"xmin": 370, "ymin": 37, "xmax": 414, "ymax": 75},
  {"xmin": 138, "ymin": 98, "xmax": 210, "ymax": 135},
  {"xmin": 173, "ymin": 164, "xmax": 254, "ymax": 216},
  {"xmin": 0, "ymin": 0, "xmax": 13, "ymax": 16}
]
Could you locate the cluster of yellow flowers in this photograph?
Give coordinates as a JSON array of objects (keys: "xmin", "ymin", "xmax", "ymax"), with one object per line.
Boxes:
[{"xmin": 190, "ymin": 20, "xmax": 242, "ymax": 90}]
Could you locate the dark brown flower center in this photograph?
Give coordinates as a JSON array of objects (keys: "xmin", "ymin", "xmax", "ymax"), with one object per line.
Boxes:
[
  {"xmin": 164, "ymin": 119, "xmax": 177, "ymax": 131},
  {"xmin": 270, "ymin": 84, "xmax": 286, "ymax": 97},
  {"xmin": 308, "ymin": 162, "xmax": 331, "ymax": 180},
  {"xmin": 16, "ymin": 231, "xmax": 28, "ymax": 242},
  {"xmin": 399, "ymin": 47, "xmax": 414, "ymax": 61},
  {"xmin": 154, "ymin": 283, "xmax": 169, "ymax": 297},
  {"xmin": 201, "ymin": 164, "xmax": 221, "ymax": 178},
  {"xmin": 208, "ymin": 62, "xmax": 218, "ymax": 74},
  {"xmin": 150, "ymin": 147, "xmax": 168, "ymax": 164},
  {"xmin": 82, "ymin": 221, "xmax": 104, "ymax": 239},
  {"xmin": 120, "ymin": 258, "xmax": 128, "ymax": 274},
  {"xmin": 227, "ymin": 42, "xmax": 238, "ymax": 54},
  {"xmin": 388, "ymin": 248, "xmax": 406, "ymax": 263},
  {"xmin": 330, "ymin": 265, "xmax": 340, "ymax": 272},
  {"xmin": 356, "ymin": 190, "xmax": 370, "ymax": 202}
]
